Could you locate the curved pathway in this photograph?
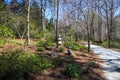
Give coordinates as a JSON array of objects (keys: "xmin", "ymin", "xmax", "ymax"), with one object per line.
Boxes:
[{"xmin": 89, "ymin": 45, "xmax": 120, "ymax": 80}]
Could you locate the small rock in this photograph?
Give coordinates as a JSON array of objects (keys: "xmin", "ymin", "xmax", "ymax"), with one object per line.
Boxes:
[
  {"xmin": 67, "ymin": 49, "xmax": 73, "ymax": 55},
  {"xmin": 47, "ymin": 52, "xmax": 60, "ymax": 57},
  {"xmin": 45, "ymin": 46, "xmax": 54, "ymax": 50},
  {"xmin": 52, "ymin": 52, "xmax": 60, "ymax": 57}
]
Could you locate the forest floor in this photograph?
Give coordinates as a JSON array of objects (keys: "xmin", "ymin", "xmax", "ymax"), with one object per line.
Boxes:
[
  {"xmin": 0, "ymin": 39, "xmax": 105, "ymax": 80},
  {"xmin": 110, "ymin": 48, "xmax": 120, "ymax": 52},
  {"xmin": 89, "ymin": 45, "xmax": 120, "ymax": 80}
]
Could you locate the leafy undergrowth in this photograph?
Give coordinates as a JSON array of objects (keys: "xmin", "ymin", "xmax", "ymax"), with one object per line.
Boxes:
[
  {"xmin": 0, "ymin": 39, "xmax": 104, "ymax": 80},
  {"xmin": 95, "ymin": 41, "xmax": 120, "ymax": 52},
  {"xmin": 95, "ymin": 41, "xmax": 120, "ymax": 48},
  {"xmin": 37, "ymin": 39, "xmax": 55, "ymax": 52},
  {"xmin": 33, "ymin": 51, "xmax": 104, "ymax": 80},
  {"xmin": 0, "ymin": 39, "xmax": 6, "ymax": 48},
  {"xmin": 64, "ymin": 63, "xmax": 83, "ymax": 78},
  {"xmin": 64, "ymin": 41, "xmax": 87, "ymax": 51},
  {"xmin": 0, "ymin": 50, "xmax": 53, "ymax": 80},
  {"xmin": 8, "ymin": 39, "xmax": 38, "ymax": 45}
]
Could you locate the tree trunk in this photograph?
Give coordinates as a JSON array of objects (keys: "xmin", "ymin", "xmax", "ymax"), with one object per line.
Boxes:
[
  {"xmin": 41, "ymin": 0, "xmax": 46, "ymax": 38},
  {"xmin": 26, "ymin": 0, "xmax": 30, "ymax": 45},
  {"xmin": 98, "ymin": 0, "xmax": 102, "ymax": 42},
  {"xmin": 87, "ymin": 23, "xmax": 90, "ymax": 53},
  {"xmin": 105, "ymin": 1, "xmax": 111, "ymax": 48},
  {"xmin": 75, "ymin": 33, "xmax": 78, "ymax": 42},
  {"xmin": 56, "ymin": 0, "xmax": 59, "ymax": 48},
  {"xmin": 90, "ymin": 0, "xmax": 95, "ymax": 42},
  {"xmin": 110, "ymin": 0, "xmax": 113, "ymax": 42},
  {"xmin": 87, "ymin": 5, "xmax": 90, "ymax": 53}
]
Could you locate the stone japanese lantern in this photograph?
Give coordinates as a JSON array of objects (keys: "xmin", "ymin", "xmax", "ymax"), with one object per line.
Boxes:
[{"xmin": 58, "ymin": 34, "xmax": 62, "ymax": 45}]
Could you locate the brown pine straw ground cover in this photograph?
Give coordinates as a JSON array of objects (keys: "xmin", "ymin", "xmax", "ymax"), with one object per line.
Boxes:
[{"xmin": 0, "ymin": 40, "xmax": 105, "ymax": 80}]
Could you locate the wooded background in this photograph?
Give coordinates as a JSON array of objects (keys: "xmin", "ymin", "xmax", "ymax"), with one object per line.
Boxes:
[{"xmin": 0, "ymin": 0, "xmax": 120, "ymax": 48}]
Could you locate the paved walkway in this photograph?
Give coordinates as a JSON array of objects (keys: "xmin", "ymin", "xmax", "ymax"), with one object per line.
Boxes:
[{"xmin": 89, "ymin": 45, "xmax": 120, "ymax": 80}]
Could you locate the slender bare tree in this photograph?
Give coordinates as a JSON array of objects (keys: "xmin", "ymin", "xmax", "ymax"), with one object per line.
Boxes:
[
  {"xmin": 41, "ymin": 0, "xmax": 46, "ymax": 38},
  {"xmin": 97, "ymin": 0, "xmax": 102, "ymax": 42},
  {"xmin": 26, "ymin": 0, "xmax": 30, "ymax": 45},
  {"xmin": 56, "ymin": 0, "xmax": 59, "ymax": 48}
]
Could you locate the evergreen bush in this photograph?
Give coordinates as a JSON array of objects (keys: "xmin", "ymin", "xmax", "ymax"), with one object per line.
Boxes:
[
  {"xmin": 64, "ymin": 63, "xmax": 83, "ymax": 78},
  {"xmin": 0, "ymin": 50, "xmax": 53, "ymax": 80}
]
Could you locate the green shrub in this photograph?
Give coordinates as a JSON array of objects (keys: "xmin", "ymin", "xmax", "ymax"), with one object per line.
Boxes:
[
  {"xmin": 88, "ymin": 61, "xmax": 96, "ymax": 67},
  {"xmin": 38, "ymin": 40, "xmax": 46, "ymax": 47},
  {"xmin": 64, "ymin": 41, "xmax": 76, "ymax": 48},
  {"xmin": 0, "ymin": 50, "xmax": 23, "ymax": 80},
  {"xmin": 38, "ymin": 40, "xmax": 55, "ymax": 47},
  {"xmin": 111, "ymin": 42, "xmax": 119, "ymax": 48},
  {"xmin": 0, "ymin": 39, "xmax": 6, "ymax": 47},
  {"xmin": 44, "ymin": 41, "xmax": 55, "ymax": 46},
  {"xmin": 87, "ymin": 61, "xmax": 97, "ymax": 69},
  {"xmin": 72, "ymin": 45, "xmax": 87, "ymax": 51},
  {"xmin": 64, "ymin": 63, "xmax": 83, "ymax": 78},
  {"xmin": 80, "ymin": 45, "xmax": 88, "ymax": 50},
  {"xmin": 0, "ymin": 50, "xmax": 53, "ymax": 80},
  {"xmin": 0, "ymin": 25, "xmax": 14, "ymax": 47},
  {"xmin": 64, "ymin": 41, "xmax": 87, "ymax": 51},
  {"xmin": 19, "ymin": 52, "xmax": 53, "ymax": 73},
  {"xmin": 52, "ymin": 57, "xmax": 65, "ymax": 67},
  {"xmin": 98, "ymin": 41, "xmax": 120, "ymax": 48},
  {"xmin": 46, "ymin": 36, "xmax": 56, "ymax": 42},
  {"xmin": 58, "ymin": 47, "xmax": 64, "ymax": 52},
  {"xmin": 72, "ymin": 45, "xmax": 81, "ymax": 50},
  {"xmin": 0, "ymin": 25, "xmax": 14, "ymax": 38},
  {"xmin": 38, "ymin": 47, "xmax": 45, "ymax": 51},
  {"xmin": 34, "ymin": 33, "xmax": 43, "ymax": 39},
  {"xmin": 98, "ymin": 41, "xmax": 107, "ymax": 47},
  {"xmin": 52, "ymin": 57, "xmax": 75, "ymax": 67}
]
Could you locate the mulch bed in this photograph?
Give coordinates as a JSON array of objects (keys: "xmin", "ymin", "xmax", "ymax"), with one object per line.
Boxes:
[{"xmin": 0, "ymin": 43, "xmax": 105, "ymax": 80}]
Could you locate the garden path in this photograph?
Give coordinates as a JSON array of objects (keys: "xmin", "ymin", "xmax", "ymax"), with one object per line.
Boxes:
[{"xmin": 87, "ymin": 45, "xmax": 120, "ymax": 80}]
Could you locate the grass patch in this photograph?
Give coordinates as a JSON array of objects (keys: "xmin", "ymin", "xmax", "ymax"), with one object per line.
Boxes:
[{"xmin": 8, "ymin": 39, "xmax": 38, "ymax": 45}]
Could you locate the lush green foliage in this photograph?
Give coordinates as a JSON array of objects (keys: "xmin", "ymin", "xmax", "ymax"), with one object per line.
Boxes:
[
  {"xmin": 98, "ymin": 41, "xmax": 107, "ymax": 47},
  {"xmin": 0, "ymin": 25, "xmax": 14, "ymax": 38},
  {"xmin": 0, "ymin": 50, "xmax": 53, "ymax": 80},
  {"xmin": 38, "ymin": 39, "xmax": 55, "ymax": 47},
  {"xmin": 111, "ymin": 42, "xmax": 120, "ymax": 48},
  {"xmin": 86, "ymin": 60, "xmax": 97, "ymax": 72},
  {"xmin": 58, "ymin": 47, "xmax": 64, "ymax": 52},
  {"xmin": 64, "ymin": 41, "xmax": 76, "ymax": 48},
  {"xmin": 64, "ymin": 63, "xmax": 83, "ymax": 78},
  {"xmin": 51, "ymin": 56, "xmax": 75, "ymax": 68},
  {"xmin": 45, "ymin": 41, "xmax": 56, "ymax": 47},
  {"xmin": 0, "ymin": 0, "xmax": 51, "ymax": 39},
  {"xmin": 98, "ymin": 41, "xmax": 120, "ymax": 48},
  {"xmin": 52, "ymin": 57, "xmax": 66, "ymax": 67},
  {"xmin": 87, "ymin": 60, "xmax": 97, "ymax": 68},
  {"xmin": 38, "ymin": 47, "xmax": 45, "ymax": 51},
  {"xmin": 0, "ymin": 25, "xmax": 14, "ymax": 47},
  {"xmin": 0, "ymin": 39, "xmax": 6, "ymax": 47},
  {"xmin": 38, "ymin": 40, "xmax": 46, "ymax": 47},
  {"xmin": 65, "ymin": 41, "xmax": 87, "ymax": 50}
]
